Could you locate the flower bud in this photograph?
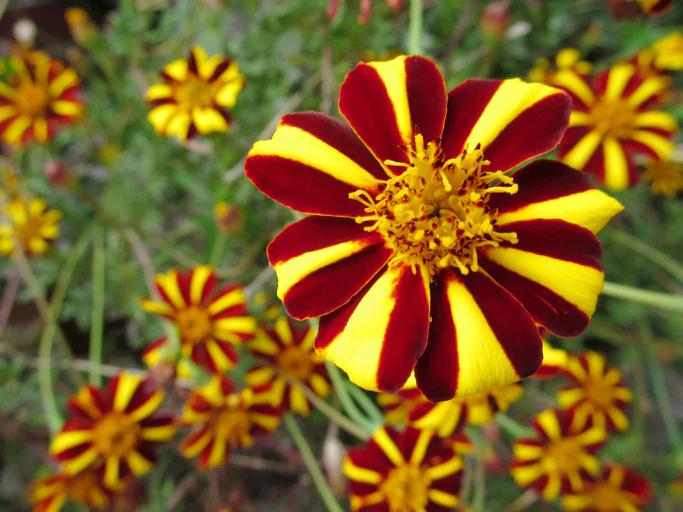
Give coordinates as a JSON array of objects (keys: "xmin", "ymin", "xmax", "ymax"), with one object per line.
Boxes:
[
  {"xmin": 44, "ymin": 161, "xmax": 73, "ymax": 188},
  {"xmin": 65, "ymin": 7, "xmax": 96, "ymax": 45},
  {"xmin": 214, "ymin": 202, "xmax": 244, "ymax": 235},
  {"xmin": 481, "ymin": 0, "xmax": 510, "ymax": 38}
]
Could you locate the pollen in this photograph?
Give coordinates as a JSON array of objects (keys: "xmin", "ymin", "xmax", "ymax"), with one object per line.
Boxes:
[
  {"xmin": 380, "ymin": 463, "xmax": 431, "ymax": 512},
  {"xmin": 589, "ymin": 98, "xmax": 636, "ymax": 138},
  {"xmin": 350, "ymin": 134, "xmax": 518, "ymax": 277}
]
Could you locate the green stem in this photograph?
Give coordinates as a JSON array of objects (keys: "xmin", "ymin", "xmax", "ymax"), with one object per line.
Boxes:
[
  {"xmin": 297, "ymin": 382, "xmax": 371, "ymax": 440},
  {"xmin": 496, "ymin": 414, "xmax": 533, "ymax": 438},
  {"xmin": 209, "ymin": 234, "xmax": 227, "ymax": 268},
  {"xmin": 325, "ymin": 362, "xmax": 378, "ymax": 434},
  {"xmin": 346, "ymin": 384, "xmax": 384, "ymax": 425},
  {"xmin": 283, "ymin": 413, "xmax": 344, "ymax": 512},
  {"xmin": 602, "ymin": 281, "xmax": 683, "ymax": 313},
  {"xmin": 408, "ymin": 0, "xmax": 423, "ymax": 55},
  {"xmin": 89, "ymin": 226, "xmax": 105, "ymax": 386},
  {"xmin": 609, "ymin": 230, "xmax": 683, "ymax": 285}
]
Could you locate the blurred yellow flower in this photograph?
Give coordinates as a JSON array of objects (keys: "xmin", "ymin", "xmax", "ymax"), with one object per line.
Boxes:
[
  {"xmin": 642, "ymin": 157, "xmax": 683, "ymax": 197},
  {"xmin": 146, "ymin": 46, "xmax": 244, "ymax": 141},
  {"xmin": 0, "ymin": 197, "xmax": 61, "ymax": 257},
  {"xmin": 650, "ymin": 32, "xmax": 683, "ymax": 71},
  {"xmin": 29, "ymin": 469, "xmax": 110, "ymax": 512},
  {"xmin": 64, "ymin": 7, "xmax": 97, "ymax": 45}
]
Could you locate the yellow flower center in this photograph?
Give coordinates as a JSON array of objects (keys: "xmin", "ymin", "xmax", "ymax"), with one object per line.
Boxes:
[
  {"xmin": 14, "ymin": 82, "xmax": 50, "ymax": 117},
  {"xmin": 176, "ymin": 306, "xmax": 213, "ymax": 345},
  {"xmin": 589, "ymin": 481, "xmax": 630, "ymax": 511},
  {"xmin": 589, "ymin": 98, "xmax": 636, "ymax": 138},
  {"xmin": 276, "ymin": 346, "xmax": 314, "ymax": 381},
  {"xmin": 92, "ymin": 412, "xmax": 142, "ymax": 458},
  {"xmin": 542, "ymin": 437, "xmax": 583, "ymax": 474},
  {"xmin": 12, "ymin": 216, "xmax": 44, "ymax": 250},
  {"xmin": 380, "ymin": 463, "xmax": 431, "ymax": 512},
  {"xmin": 583, "ymin": 377, "xmax": 617, "ymax": 411},
  {"xmin": 350, "ymin": 135, "xmax": 518, "ymax": 277},
  {"xmin": 174, "ymin": 77, "xmax": 217, "ymax": 109},
  {"xmin": 213, "ymin": 407, "xmax": 251, "ymax": 444}
]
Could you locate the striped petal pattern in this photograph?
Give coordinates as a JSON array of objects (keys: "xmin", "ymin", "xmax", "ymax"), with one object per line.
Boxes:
[
  {"xmin": 510, "ymin": 408, "xmax": 607, "ymax": 501},
  {"xmin": 245, "ymin": 315, "xmax": 331, "ymax": 416},
  {"xmin": 553, "ymin": 62, "xmax": 677, "ymax": 190},
  {"xmin": 50, "ymin": 373, "xmax": 176, "ymax": 491},
  {"xmin": 246, "ymin": 54, "xmax": 622, "ymax": 400},
  {"xmin": 534, "ymin": 341, "xmax": 570, "ymax": 380},
  {"xmin": 563, "ymin": 464, "xmax": 652, "ymax": 511},
  {"xmin": 344, "ymin": 427, "xmax": 463, "ymax": 512},
  {"xmin": 140, "ymin": 266, "xmax": 254, "ymax": 374},
  {"xmin": 557, "ymin": 351, "xmax": 633, "ymax": 432},
  {"xmin": 0, "ymin": 197, "xmax": 61, "ymax": 257},
  {"xmin": 29, "ymin": 470, "xmax": 110, "ymax": 512},
  {"xmin": 146, "ymin": 46, "xmax": 244, "ymax": 141},
  {"xmin": 180, "ymin": 376, "xmax": 281, "ymax": 469},
  {"xmin": 0, "ymin": 50, "xmax": 82, "ymax": 146}
]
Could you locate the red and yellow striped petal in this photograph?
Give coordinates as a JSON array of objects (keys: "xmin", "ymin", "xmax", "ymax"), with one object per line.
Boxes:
[
  {"xmin": 338, "ymin": 55, "xmax": 447, "ymax": 172},
  {"xmin": 316, "ymin": 264, "xmax": 430, "ymax": 393},
  {"xmin": 246, "ymin": 112, "xmax": 386, "ymax": 216},
  {"xmin": 267, "ymin": 216, "xmax": 393, "ymax": 319},
  {"xmin": 441, "ymin": 78, "xmax": 570, "ymax": 171},
  {"xmin": 415, "ymin": 269, "xmax": 542, "ymax": 400}
]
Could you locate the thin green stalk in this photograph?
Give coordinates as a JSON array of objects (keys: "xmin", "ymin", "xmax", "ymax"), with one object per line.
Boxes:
[
  {"xmin": 408, "ymin": 0, "xmax": 423, "ymax": 55},
  {"xmin": 209, "ymin": 234, "xmax": 227, "ymax": 268},
  {"xmin": 469, "ymin": 427, "xmax": 486, "ymax": 512},
  {"xmin": 297, "ymin": 382, "xmax": 371, "ymax": 440},
  {"xmin": 496, "ymin": 414, "xmax": 533, "ymax": 438},
  {"xmin": 325, "ymin": 362, "xmax": 378, "ymax": 434},
  {"xmin": 602, "ymin": 281, "xmax": 683, "ymax": 313},
  {"xmin": 284, "ymin": 413, "xmax": 344, "ymax": 512},
  {"xmin": 610, "ymin": 230, "xmax": 683, "ymax": 285},
  {"xmin": 89, "ymin": 226, "xmax": 105, "ymax": 386},
  {"xmin": 346, "ymin": 383, "xmax": 384, "ymax": 425}
]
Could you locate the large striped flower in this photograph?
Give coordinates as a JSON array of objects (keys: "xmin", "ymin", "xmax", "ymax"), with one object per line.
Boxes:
[
  {"xmin": 50, "ymin": 373, "xmax": 176, "ymax": 490},
  {"xmin": 554, "ymin": 62, "xmax": 676, "ymax": 190},
  {"xmin": 246, "ymin": 55, "xmax": 622, "ymax": 400},
  {"xmin": 180, "ymin": 376, "xmax": 282, "ymax": 469},
  {"xmin": 0, "ymin": 51, "xmax": 81, "ymax": 146},
  {"xmin": 146, "ymin": 46, "xmax": 244, "ymax": 141},
  {"xmin": 563, "ymin": 464, "xmax": 651, "ymax": 512},
  {"xmin": 0, "ymin": 197, "xmax": 61, "ymax": 257},
  {"xmin": 29, "ymin": 469, "xmax": 109, "ymax": 512},
  {"xmin": 510, "ymin": 408, "xmax": 607, "ymax": 501},
  {"xmin": 141, "ymin": 266, "xmax": 255, "ymax": 374},
  {"xmin": 245, "ymin": 315, "xmax": 331, "ymax": 416},
  {"xmin": 344, "ymin": 426, "xmax": 463, "ymax": 511},
  {"xmin": 557, "ymin": 351, "xmax": 632, "ymax": 432}
]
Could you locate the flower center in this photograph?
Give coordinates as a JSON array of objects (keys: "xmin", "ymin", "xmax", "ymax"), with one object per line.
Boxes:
[
  {"xmin": 589, "ymin": 98, "xmax": 636, "ymax": 138},
  {"xmin": 92, "ymin": 412, "xmax": 142, "ymax": 458},
  {"xmin": 66, "ymin": 471, "xmax": 99, "ymax": 504},
  {"xmin": 542, "ymin": 437, "xmax": 582, "ymax": 475},
  {"xmin": 174, "ymin": 77, "xmax": 216, "ymax": 109},
  {"xmin": 14, "ymin": 82, "xmax": 50, "ymax": 117},
  {"xmin": 583, "ymin": 377, "xmax": 616, "ymax": 410},
  {"xmin": 380, "ymin": 463, "xmax": 431, "ymax": 512},
  {"xmin": 276, "ymin": 346, "xmax": 314, "ymax": 381},
  {"xmin": 589, "ymin": 481, "xmax": 630, "ymax": 512},
  {"xmin": 213, "ymin": 407, "xmax": 251, "ymax": 444},
  {"xmin": 350, "ymin": 135, "xmax": 518, "ymax": 277},
  {"xmin": 175, "ymin": 306, "xmax": 212, "ymax": 345}
]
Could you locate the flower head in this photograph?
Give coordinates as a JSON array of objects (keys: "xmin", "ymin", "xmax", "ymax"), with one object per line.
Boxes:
[
  {"xmin": 642, "ymin": 157, "xmax": 683, "ymax": 197},
  {"xmin": 534, "ymin": 340, "xmax": 570, "ymax": 379},
  {"xmin": 0, "ymin": 51, "xmax": 81, "ymax": 146},
  {"xmin": 557, "ymin": 351, "xmax": 632, "ymax": 432},
  {"xmin": 529, "ymin": 48, "xmax": 592, "ymax": 84},
  {"xmin": 29, "ymin": 469, "xmax": 110, "ymax": 512},
  {"xmin": 553, "ymin": 62, "xmax": 676, "ymax": 190},
  {"xmin": 245, "ymin": 315, "xmax": 330, "ymax": 416},
  {"xmin": 563, "ymin": 464, "xmax": 651, "ymax": 511},
  {"xmin": 146, "ymin": 46, "xmax": 244, "ymax": 141},
  {"xmin": 50, "ymin": 373, "xmax": 176, "ymax": 490},
  {"xmin": 246, "ymin": 55, "xmax": 622, "ymax": 400},
  {"xmin": 648, "ymin": 33, "xmax": 683, "ymax": 71},
  {"xmin": 510, "ymin": 408, "xmax": 607, "ymax": 501},
  {"xmin": 0, "ymin": 197, "xmax": 61, "ymax": 256},
  {"xmin": 180, "ymin": 376, "xmax": 281, "ymax": 469},
  {"xmin": 141, "ymin": 266, "xmax": 255, "ymax": 374},
  {"xmin": 344, "ymin": 426, "xmax": 463, "ymax": 511}
]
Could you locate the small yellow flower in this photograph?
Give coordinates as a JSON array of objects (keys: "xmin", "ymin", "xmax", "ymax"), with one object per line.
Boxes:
[
  {"xmin": 29, "ymin": 469, "xmax": 110, "ymax": 512},
  {"xmin": 529, "ymin": 48, "xmax": 592, "ymax": 84},
  {"xmin": 0, "ymin": 197, "xmax": 61, "ymax": 256},
  {"xmin": 642, "ymin": 157, "xmax": 683, "ymax": 197},
  {"xmin": 649, "ymin": 33, "xmax": 683, "ymax": 71},
  {"xmin": 64, "ymin": 7, "xmax": 97, "ymax": 45},
  {"xmin": 146, "ymin": 46, "xmax": 244, "ymax": 141}
]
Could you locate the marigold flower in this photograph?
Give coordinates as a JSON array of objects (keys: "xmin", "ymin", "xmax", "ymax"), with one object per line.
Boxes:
[
  {"xmin": 245, "ymin": 315, "xmax": 331, "ymax": 416},
  {"xmin": 146, "ymin": 46, "xmax": 244, "ymax": 141},
  {"xmin": 0, "ymin": 197, "xmax": 61, "ymax": 256},
  {"xmin": 29, "ymin": 469, "xmax": 110, "ymax": 512},
  {"xmin": 246, "ymin": 55, "xmax": 622, "ymax": 400},
  {"xmin": 344, "ymin": 426, "xmax": 463, "ymax": 511},
  {"xmin": 0, "ymin": 51, "xmax": 81, "ymax": 146},
  {"xmin": 141, "ymin": 266, "xmax": 255, "ymax": 374},
  {"xmin": 50, "ymin": 373, "xmax": 176, "ymax": 490},
  {"xmin": 557, "ymin": 351, "xmax": 632, "ymax": 432},
  {"xmin": 563, "ymin": 464, "xmax": 651, "ymax": 511},
  {"xmin": 554, "ymin": 62, "xmax": 676, "ymax": 190},
  {"xmin": 510, "ymin": 408, "xmax": 607, "ymax": 501},
  {"xmin": 180, "ymin": 376, "xmax": 281, "ymax": 469},
  {"xmin": 529, "ymin": 48, "xmax": 592, "ymax": 84},
  {"xmin": 534, "ymin": 340, "xmax": 570, "ymax": 379},
  {"xmin": 649, "ymin": 33, "xmax": 683, "ymax": 71},
  {"xmin": 642, "ymin": 157, "xmax": 683, "ymax": 197}
]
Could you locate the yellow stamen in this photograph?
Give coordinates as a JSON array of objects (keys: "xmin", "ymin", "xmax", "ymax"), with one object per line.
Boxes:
[
  {"xmin": 92, "ymin": 412, "xmax": 142, "ymax": 458},
  {"xmin": 379, "ymin": 463, "xmax": 431, "ymax": 512},
  {"xmin": 589, "ymin": 99, "xmax": 636, "ymax": 138},
  {"xmin": 276, "ymin": 346, "xmax": 315, "ymax": 381},
  {"xmin": 175, "ymin": 306, "xmax": 213, "ymax": 345}
]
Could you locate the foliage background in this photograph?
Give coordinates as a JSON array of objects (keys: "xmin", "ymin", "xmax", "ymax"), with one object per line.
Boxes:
[{"xmin": 1, "ymin": 0, "xmax": 683, "ymax": 510}]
